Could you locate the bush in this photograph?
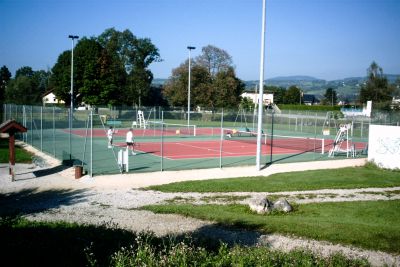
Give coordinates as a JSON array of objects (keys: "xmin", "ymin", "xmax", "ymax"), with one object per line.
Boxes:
[{"xmin": 279, "ymin": 104, "xmax": 341, "ymax": 111}]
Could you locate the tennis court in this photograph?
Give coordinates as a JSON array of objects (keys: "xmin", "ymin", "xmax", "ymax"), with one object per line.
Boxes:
[
  {"xmin": 115, "ymin": 139, "xmax": 301, "ymax": 160},
  {"xmin": 4, "ymin": 104, "xmax": 371, "ymax": 176}
]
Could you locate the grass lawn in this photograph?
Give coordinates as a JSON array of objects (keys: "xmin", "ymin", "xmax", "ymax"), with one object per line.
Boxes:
[
  {"xmin": 0, "ymin": 138, "xmax": 33, "ymax": 163},
  {"xmin": 146, "ymin": 164, "xmax": 400, "ymax": 193},
  {"xmin": 143, "ymin": 200, "xmax": 400, "ymax": 254},
  {"xmin": 0, "ymin": 217, "xmax": 369, "ymax": 267}
]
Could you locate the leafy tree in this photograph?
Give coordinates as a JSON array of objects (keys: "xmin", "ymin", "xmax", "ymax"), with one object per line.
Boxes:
[
  {"xmin": 284, "ymin": 86, "xmax": 302, "ymax": 104},
  {"xmin": 359, "ymin": 61, "xmax": 394, "ymax": 104},
  {"xmin": 50, "ymin": 51, "xmax": 72, "ymax": 105},
  {"xmin": 265, "ymin": 85, "xmax": 285, "ymax": 104},
  {"xmin": 195, "ymin": 45, "xmax": 233, "ymax": 76},
  {"xmin": 211, "ymin": 67, "xmax": 244, "ymax": 109},
  {"xmin": 97, "ymin": 28, "xmax": 161, "ymax": 106},
  {"xmin": 50, "ymin": 28, "xmax": 160, "ymax": 107},
  {"xmin": 15, "ymin": 66, "xmax": 34, "ymax": 78},
  {"xmin": 74, "ymin": 38, "xmax": 104, "ymax": 105},
  {"xmin": 164, "ymin": 45, "xmax": 243, "ymax": 109},
  {"xmin": 5, "ymin": 66, "xmax": 47, "ymax": 105},
  {"xmin": 323, "ymin": 88, "xmax": 337, "ymax": 106},
  {"xmin": 0, "ymin": 65, "xmax": 11, "ymax": 103},
  {"xmin": 163, "ymin": 62, "xmax": 211, "ymax": 107},
  {"xmin": 239, "ymin": 96, "xmax": 255, "ymax": 111}
]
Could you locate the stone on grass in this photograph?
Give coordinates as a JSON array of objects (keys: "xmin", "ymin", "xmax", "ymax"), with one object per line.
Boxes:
[
  {"xmin": 248, "ymin": 197, "xmax": 273, "ymax": 214},
  {"xmin": 273, "ymin": 198, "xmax": 293, "ymax": 212},
  {"xmin": 248, "ymin": 197, "xmax": 293, "ymax": 214}
]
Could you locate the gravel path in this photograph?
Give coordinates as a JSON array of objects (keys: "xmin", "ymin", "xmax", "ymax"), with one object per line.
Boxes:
[{"xmin": 1, "ymin": 143, "xmax": 399, "ymax": 266}]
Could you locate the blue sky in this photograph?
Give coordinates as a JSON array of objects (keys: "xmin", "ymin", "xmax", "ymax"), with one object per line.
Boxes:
[{"xmin": 1, "ymin": 0, "xmax": 399, "ymax": 81}]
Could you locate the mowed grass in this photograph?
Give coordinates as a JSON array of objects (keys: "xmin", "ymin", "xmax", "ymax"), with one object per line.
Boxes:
[
  {"xmin": 146, "ymin": 164, "xmax": 400, "ymax": 193},
  {"xmin": 144, "ymin": 200, "xmax": 400, "ymax": 254},
  {"xmin": 0, "ymin": 138, "xmax": 33, "ymax": 163}
]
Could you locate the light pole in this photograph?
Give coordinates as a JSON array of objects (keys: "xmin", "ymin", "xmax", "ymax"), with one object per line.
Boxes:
[
  {"xmin": 68, "ymin": 35, "xmax": 79, "ymax": 161},
  {"xmin": 187, "ymin": 46, "xmax": 195, "ymax": 127},
  {"xmin": 256, "ymin": 0, "xmax": 266, "ymax": 170},
  {"xmin": 299, "ymin": 90, "xmax": 303, "ymax": 105}
]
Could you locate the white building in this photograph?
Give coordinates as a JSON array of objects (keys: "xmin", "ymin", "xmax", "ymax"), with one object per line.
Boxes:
[
  {"xmin": 241, "ymin": 92, "xmax": 274, "ymax": 105},
  {"xmin": 42, "ymin": 90, "xmax": 64, "ymax": 106}
]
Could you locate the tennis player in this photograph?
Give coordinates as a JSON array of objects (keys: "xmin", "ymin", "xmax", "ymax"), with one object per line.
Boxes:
[
  {"xmin": 107, "ymin": 126, "xmax": 114, "ymax": 148},
  {"xmin": 126, "ymin": 128, "xmax": 136, "ymax": 155}
]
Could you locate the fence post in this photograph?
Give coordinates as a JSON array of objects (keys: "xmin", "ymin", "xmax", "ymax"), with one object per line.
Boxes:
[
  {"xmin": 161, "ymin": 111, "xmax": 164, "ymax": 171},
  {"xmin": 219, "ymin": 110, "xmax": 224, "ymax": 169},
  {"xmin": 90, "ymin": 109, "xmax": 93, "ymax": 177},
  {"xmin": 40, "ymin": 106, "xmax": 43, "ymax": 151},
  {"xmin": 53, "ymin": 107, "xmax": 56, "ymax": 156},
  {"xmin": 270, "ymin": 110, "xmax": 274, "ymax": 164},
  {"xmin": 30, "ymin": 106, "xmax": 33, "ymax": 145},
  {"xmin": 22, "ymin": 105, "xmax": 26, "ymax": 143}
]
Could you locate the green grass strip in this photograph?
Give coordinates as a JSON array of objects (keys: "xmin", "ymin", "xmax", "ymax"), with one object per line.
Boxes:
[
  {"xmin": 144, "ymin": 200, "xmax": 400, "ymax": 254},
  {"xmin": 146, "ymin": 164, "xmax": 400, "ymax": 192},
  {"xmin": 0, "ymin": 138, "xmax": 33, "ymax": 163}
]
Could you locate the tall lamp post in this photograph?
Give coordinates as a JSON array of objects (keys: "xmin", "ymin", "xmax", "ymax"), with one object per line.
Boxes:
[
  {"xmin": 68, "ymin": 35, "xmax": 79, "ymax": 161},
  {"xmin": 256, "ymin": 0, "xmax": 266, "ymax": 170},
  {"xmin": 299, "ymin": 90, "xmax": 303, "ymax": 105},
  {"xmin": 187, "ymin": 46, "xmax": 196, "ymax": 127}
]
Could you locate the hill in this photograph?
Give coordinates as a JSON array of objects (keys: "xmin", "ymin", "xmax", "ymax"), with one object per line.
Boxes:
[{"xmin": 153, "ymin": 74, "xmax": 399, "ymax": 102}]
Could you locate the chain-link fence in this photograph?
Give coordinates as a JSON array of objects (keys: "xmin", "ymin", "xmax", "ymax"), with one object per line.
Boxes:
[{"xmin": 3, "ymin": 103, "xmax": 386, "ymax": 177}]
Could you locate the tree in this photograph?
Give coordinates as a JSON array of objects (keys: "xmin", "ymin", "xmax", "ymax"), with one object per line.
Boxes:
[
  {"xmin": 49, "ymin": 28, "xmax": 160, "ymax": 107},
  {"xmin": 50, "ymin": 51, "xmax": 72, "ymax": 105},
  {"xmin": 5, "ymin": 66, "xmax": 47, "ymax": 105},
  {"xmin": 97, "ymin": 28, "xmax": 161, "ymax": 106},
  {"xmin": 323, "ymin": 88, "xmax": 337, "ymax": 106},
  {"xmin": 265, "ymin": 86, "xmax": 285, "ymax": 104},
  {"xmin": 195, "ymin": 45, "xmax": 233, "ymax": 76},
  {"xmin": 359, "ymin": 61, "xmax": 394, "ymax": 104},
  {"xmin": 163, "ymin": 45, "xmax": 243, "ymax": 109},
  {"xmin": 239, "ymin": 96, "xmax": 255, "ymax": 111},
  {"xmin": 284, "ymin": 86, "xmax": 302, "ymax": 104},
  {"xmin": 211, "ymin": 67, "xmax": 244, "ymax": 109},
  {"xmin": 0, "ymin": 65, "xmax": 11, "ymax": 103},
  {"xmin": 163, "ymin": 62, "xmax": 211, "ymax": 107}
]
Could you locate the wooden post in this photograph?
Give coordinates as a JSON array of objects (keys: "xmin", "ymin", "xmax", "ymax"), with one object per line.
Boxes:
[
  {"xmin": 0, "ymin": 120, "xmax": 28, "ymax": 182},
  {"xmin": 9, "ymin": 132, "xmax": 15, "ymax": 181}
]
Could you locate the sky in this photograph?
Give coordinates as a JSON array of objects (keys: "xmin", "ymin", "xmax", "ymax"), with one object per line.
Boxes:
[{"xmin": 1, "ymin": 0, "xmax": 399, "ymax": 81}]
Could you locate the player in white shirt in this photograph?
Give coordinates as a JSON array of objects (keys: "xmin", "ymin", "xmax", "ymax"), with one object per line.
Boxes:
[
  {"xmin": 126, "ymin": 128, "xmax": 136, "ymax": 155},
  {"xmin": 107, "ymin": 126, "xmax": 114, "ymax": 148}
]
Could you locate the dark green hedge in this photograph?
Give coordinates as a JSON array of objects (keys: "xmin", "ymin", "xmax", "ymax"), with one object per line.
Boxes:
[{"xmin": 278, "ymin": 104, "xmax": 341, "ymax": 111}]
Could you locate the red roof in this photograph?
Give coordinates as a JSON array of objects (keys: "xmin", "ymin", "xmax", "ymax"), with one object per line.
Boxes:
[{"xmin": 0, "ymin": 120, "xmax": 27, "ymax": 133}]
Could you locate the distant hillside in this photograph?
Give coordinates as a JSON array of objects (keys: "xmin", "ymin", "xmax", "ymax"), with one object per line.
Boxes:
[
  {"xmin": 268, "ymin": 75, "xmax": 323, "ymax": 82},
  {"xmin": 244, "ymin": 74, "xmax": 399, "ymax": 102},
  {"xmin": 153, "ymin": 74, "xmax": 399, "ymax": 102}
]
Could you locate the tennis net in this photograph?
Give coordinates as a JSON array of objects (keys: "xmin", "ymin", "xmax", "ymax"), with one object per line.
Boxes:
[
  {"xmin": 223, "ymin": 128, "xmax": 327, "ymax": 154},
  {"xmin": 146, "ymin": 121, "xmax": 197, "ymax": 136}
]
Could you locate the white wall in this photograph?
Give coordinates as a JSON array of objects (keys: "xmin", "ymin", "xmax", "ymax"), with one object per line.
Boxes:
[
  {"xmin": 241, "ymin": 92, "xmax": 273, "ymax": 105},
  {"xmin": 368, "ymin": 125, "xmax": 400, "ymax": 169}
]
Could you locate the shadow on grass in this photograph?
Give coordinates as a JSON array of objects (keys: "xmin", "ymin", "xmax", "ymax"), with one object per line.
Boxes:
[
  {"xmin": 0, "ymin": 216, "xmax": 262, "ymax": 267},
  {"xmin": 0, "ymin": 188, "xmax": 90, "ymax": 217},
  {"xmin": 183, "ymin": 223, "xmax": 264, "ymax": 249},
  {"xmin": 0, "ymin": 217, "xmax": 137, "ymax": 267}
]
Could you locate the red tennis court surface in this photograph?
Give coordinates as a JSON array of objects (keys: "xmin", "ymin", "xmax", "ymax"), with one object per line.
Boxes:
[
  {"xmin": 68, "ymin": 128, "xmax": 200, "ymax": 137},
  {"xmin": 116, "ymin": 139, "xmax": 322, "ymax": 160}
]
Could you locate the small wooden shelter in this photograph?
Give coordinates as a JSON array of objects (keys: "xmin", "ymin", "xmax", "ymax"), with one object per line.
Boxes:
[{"xmin": 0, "ymin": 120, "xmax": 27, "ymax": 181}]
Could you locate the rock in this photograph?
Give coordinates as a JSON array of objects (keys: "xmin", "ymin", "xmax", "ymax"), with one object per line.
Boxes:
[
  {"xmin": 249, "ymin": 197, "xmax": 293, "ymax": 214},
  {"xmin": 273, "ymin": 198, "xmax": 293, "ymax": 212},
  {"xmin": 248, "ymin": 197, "xmax": 273, "ymax": 214}
]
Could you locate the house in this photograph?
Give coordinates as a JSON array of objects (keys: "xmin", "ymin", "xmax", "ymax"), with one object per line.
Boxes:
[
  {"xmin": 241, "ymin": 92, "xmax": 274, "ymax": 105},
  {"xmin": 42, "ymin": 90, "xmax": 64, "ymax": 106}
]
